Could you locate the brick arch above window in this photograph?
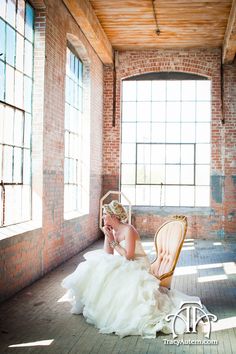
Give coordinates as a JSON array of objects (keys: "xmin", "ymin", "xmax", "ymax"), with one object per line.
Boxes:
[
  {"xmin": 116, "ymin": 50, "xmax": 220, "ymax": 82},
  {"xmin": 123, "ymin": 72, "xmax": 209, "ymax": 81},
  {"xmin": 120, "ymin": 67, "xmax": 212, "ymax": 82},
  {"xmin": 67, "ymin": 33, "xmax": 91, "ymax": 66}
]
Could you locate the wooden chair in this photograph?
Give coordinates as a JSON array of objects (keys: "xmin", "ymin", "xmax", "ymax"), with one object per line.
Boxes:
[{"xmin": 150, "ymin": 215, "xmax": 188, "ymax": 289}]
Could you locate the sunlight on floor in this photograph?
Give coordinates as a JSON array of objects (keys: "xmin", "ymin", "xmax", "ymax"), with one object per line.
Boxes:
[
  {"xmin": 175, "ymin": 262, "xmax": 236, "ymax": 277},
  {"xmin": 58, "ymin": 292, "xmax": 71, "ymax": 303},
  {"xmin": 223, "ymin": 262, "xmax": 236, "ymax": 275},
  {"xmin": 198, "ymin": 263, "xmax": 223, "ymax": 270},
  {"xmin": 198, "ymin": 274, "xmax": 228, "ymax": 282},
  {"xmin": 202, "ymin": 317, "xmax": 236, "ymax": 333},
  {"xmin": 183, "ymin": 242, "xmax": 195, "ymax": 246},
  {"xmin": 8, "ymin": 339, "xmax": 54, "ymax": 348},
  {"xmin": 181, "ymin": 246, "xmax": 195, "ymax": 250},
  {"xmin": 174, "ymin": 265, "xmax": 198, "ymax": 275}
]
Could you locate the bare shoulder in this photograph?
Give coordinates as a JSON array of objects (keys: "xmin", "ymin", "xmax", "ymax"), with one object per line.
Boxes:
[
  {"xmin": 124, "ymin": 224, "xmax": 139, "ymax": 240},
  {"xmin": 126, "ymin": 224, "xmax": 137, "ymax": 232}
]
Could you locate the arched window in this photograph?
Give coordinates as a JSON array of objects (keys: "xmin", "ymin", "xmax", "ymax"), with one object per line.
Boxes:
[
  {"xmin": 64, "ymin": 39, "xmax": 90, "ymax": 218},
  {"xmin": 121, "ymin": 72, "xmax": 211, "ymax": 207}
]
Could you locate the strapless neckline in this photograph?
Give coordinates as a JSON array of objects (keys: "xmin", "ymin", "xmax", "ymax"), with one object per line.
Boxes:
[
  {"xmin": 118, "ymin": 239, "xmax": 141, "ymax": 244},
  {"xmin": 116, "ymin": 239, "xmax": 148, "ymax": 260}
]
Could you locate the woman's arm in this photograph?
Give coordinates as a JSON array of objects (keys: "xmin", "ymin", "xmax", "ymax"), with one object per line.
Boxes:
[
  {"xmin": 104, "ymin": 235, "xmax": 114, "ymax": 254},
  {"xmin": 113, "ymin": 227, "xmax": 136, "ymax": 260},
  {"xmin": 103, "ymin": 226, "xmax": 114, "ymax": 255}
]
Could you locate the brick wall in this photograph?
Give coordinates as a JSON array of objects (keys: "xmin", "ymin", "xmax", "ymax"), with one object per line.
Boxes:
[
  {"xmin": 0, "ymin": 0, "xmax": 104, "ymax": 302},
  {"xmin": 103, "ymin": 49, "xmax": 236, "ymax": 239},
  {"xmin": 1, "ymin": 5, "xmax": 235, "ymax": 303},
  {"xmin": 223, "ymin": 63, "xmax": 236, "ymax": 238}
]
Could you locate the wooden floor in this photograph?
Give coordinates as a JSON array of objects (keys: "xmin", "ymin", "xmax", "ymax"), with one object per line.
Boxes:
[{"xmin": 0, "ymin": 237, "xmax": 236, "ymax": 354}]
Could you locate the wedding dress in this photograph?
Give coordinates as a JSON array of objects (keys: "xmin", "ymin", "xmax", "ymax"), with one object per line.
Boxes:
[{"xmin": 61, "ymin": 239, "xmax": 203, "ymax": 339}]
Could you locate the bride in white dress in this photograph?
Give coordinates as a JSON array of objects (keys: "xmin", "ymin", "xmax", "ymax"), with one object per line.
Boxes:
[{"xmin": 61, "ymin": 200, "xmax": 204, "ymax": 339}]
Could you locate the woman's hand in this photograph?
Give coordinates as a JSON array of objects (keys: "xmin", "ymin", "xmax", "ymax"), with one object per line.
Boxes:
[{"xmin": 102, "ymin": 225, "xmax": 114, "ymax": 242}]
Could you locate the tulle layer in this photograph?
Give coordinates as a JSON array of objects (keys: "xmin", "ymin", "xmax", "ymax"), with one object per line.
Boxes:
[{"xmin": 61, "ymin": 249, "xmax": 200, "ymax": 339}]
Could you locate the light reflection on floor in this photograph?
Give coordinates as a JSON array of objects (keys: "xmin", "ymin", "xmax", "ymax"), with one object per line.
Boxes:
[{"xmin": 9, "ymin": 339, "xmax": 54, "ymax": 348}]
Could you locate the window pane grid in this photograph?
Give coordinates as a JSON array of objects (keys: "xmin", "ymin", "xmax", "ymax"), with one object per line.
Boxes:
[
  {"xmin": 64, "ymin": 46, "xmax": 84, "ymax": 215},
  {"xmin": 0, "ymin": 1, "xmax": 34, "ymax": 112},
  {"xmin": 0, "ymin": 1, "xmax": 33, "ymax": 227},
  {"xmin": 121, "ymin": 79, "xmax": 211, "ymax": 206}
]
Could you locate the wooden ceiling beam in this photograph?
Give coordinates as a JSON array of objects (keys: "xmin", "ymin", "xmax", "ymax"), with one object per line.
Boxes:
[
  {"xmin": 222, "ymin": 0, "xmax": 236, "ymax": 63},
  {"xmin": 63, "ymin": 0, "xmax": 113, "ymax": 64}
]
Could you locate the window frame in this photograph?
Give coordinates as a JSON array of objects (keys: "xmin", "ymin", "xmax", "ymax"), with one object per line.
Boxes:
[
  {"xmin": 0, "ymin": 0, "xmax": 34, "ymax": 227},
  {"xmin": 120, "ymin": 75, "xmax": 211, "ymax": 207},
  {"xmin": 134, "ymin": 142, "xmax": 196, "ymax": 186},
  {"xmin": 64, "ymin": 43, "xmax": 89, "ymax": 217}
]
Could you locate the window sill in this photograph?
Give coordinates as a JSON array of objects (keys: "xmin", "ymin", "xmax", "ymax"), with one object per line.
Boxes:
[
  {"xmin": 0, "ymin": 220, "xmax": 42, "ymax": 241},
  {"xmin": 131, "ymin": 206, "xmax": 212, "ymax": 215},
  {"xmin": 64, "ymin": 210, "xmax": 89, "ymax": 221}
]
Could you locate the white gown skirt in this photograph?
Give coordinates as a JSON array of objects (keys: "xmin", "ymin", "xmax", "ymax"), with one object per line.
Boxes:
[{"xmin": 61, "ymin": 249, "xmax": 202, "ymax": 339}]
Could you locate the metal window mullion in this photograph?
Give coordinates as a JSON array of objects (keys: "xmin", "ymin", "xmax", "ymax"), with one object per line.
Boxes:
[
  {"xmin": 179, "ymin": 81, "xmax": 182, "ymax": 205},
  {"xmin": 194, "ymin": 143, "xmax": 196, "ymax": 186},
  {"xmin": 22, "ymin": 108, "xmax": 25, "ymax": 184},
  {"xmin": 2, "ymin": 18, "xmax": 6, "ymax": 99},
  {"xmin": 67, "ymin": 129, "xmax": 71, "ymax": 194},
  {"xmin": 11, "ymin": 139, "xmax": 14, "ymax": 184},
  {"xmin": 2, "ymin": 182, "xmax": 23, "ymax": 185},
  {"xmin": 13, "ymin": 107, "xmax": 16, "ymax": 184},
  {"xmin": 0, "ymin": 142, "xmax": 3, "ymax": 184},
  {"xmin": 0, "ymin": 8, "xmax": 6, "ymax": 59},
  {"xmin": 0, "ymin": 180, "xmax": 5, "ymax": 226},
  {"xmin": 76, "ymin": 157, "xmax": 78, "ymax": 210},
  {"xmin": 80, "ymin": 82, "xmax": 83, "ymax": 113},
  {"xmin": 135, "ymin": 80, "xmax": 137, "ymax": 205},
  {"xmin": 79, "ymin": 162, "xmax": 82, "ymax": 212},
  {"xmin": 194, "ymin": 81, "xmax": 197, "ymax": 206},
  {"xmin": 164, "ymin": 81, "xmax": 167, "ymax": 206},
  {"xmin": 1, "ymin": 141, "xmax": 29, "ymax": 150},
  {"xmin": 135, "ymin": 142, "xmax": 138, "ymax": 185},
  {"xmin": 120, "ymin": 82, "xmax": 123, "ymax": 198},
  {"xmin": 149, "ymin": 82, "xmax": 152, "ymax": 204},
  {"xmin": 20, "ymin": 182, "xmax": 23, "ymax": 221}
]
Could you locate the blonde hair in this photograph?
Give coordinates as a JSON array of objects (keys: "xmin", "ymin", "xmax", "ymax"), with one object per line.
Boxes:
[{"xmin": 103, "ymin": 200, "xmax": 128, "ymax": 223}]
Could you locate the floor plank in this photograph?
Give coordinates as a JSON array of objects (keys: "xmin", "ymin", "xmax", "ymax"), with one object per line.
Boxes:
[{"xmin": 0, "ymin": 238, "xmax": 235, "ymax": 354}]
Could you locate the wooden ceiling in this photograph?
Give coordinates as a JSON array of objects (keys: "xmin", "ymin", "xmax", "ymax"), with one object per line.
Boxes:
[
  {"xmin": 89, "ymin": 0, "xmax": 232, "ymax": 50},
  {"xmin": 64, "ymin": 0, "xmax": 236, "ymax": 64}
]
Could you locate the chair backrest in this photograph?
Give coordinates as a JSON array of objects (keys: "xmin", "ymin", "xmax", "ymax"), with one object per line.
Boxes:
[{"xmin": 150, "ymin": 215, "xmax": 187, "ymax": 280}]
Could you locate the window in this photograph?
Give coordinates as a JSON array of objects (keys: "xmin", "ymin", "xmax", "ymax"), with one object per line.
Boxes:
[
  {"xmin": 64, "ymin": 45, "xmax": 89, "ymax": 216},
  {"xmin": 0, "ymin": 0, "xmax": 34, "ymax": 226},
  {"xmin": 121, "ymin": 77, "xmax": 211, "ymax": 207}
]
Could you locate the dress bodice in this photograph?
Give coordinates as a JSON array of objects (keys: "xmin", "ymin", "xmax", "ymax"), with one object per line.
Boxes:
[{"xmin": 115, "ymin": 239, "xmax": 150, "ymax": 268}]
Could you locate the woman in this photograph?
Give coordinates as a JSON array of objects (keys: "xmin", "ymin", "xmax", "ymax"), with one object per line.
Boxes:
[{"xmin": 61, "ymin": 200, "xmax": 203, "ymax": 339}]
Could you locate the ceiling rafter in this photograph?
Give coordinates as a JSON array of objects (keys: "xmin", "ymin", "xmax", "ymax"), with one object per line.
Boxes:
[
  {"xmin": 63, "ymin": 0, "xmax": 113, "ymax": 64},
  {"xmin": 222, "ymin": 0, "xmax": 236, "ymax": 63}
]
